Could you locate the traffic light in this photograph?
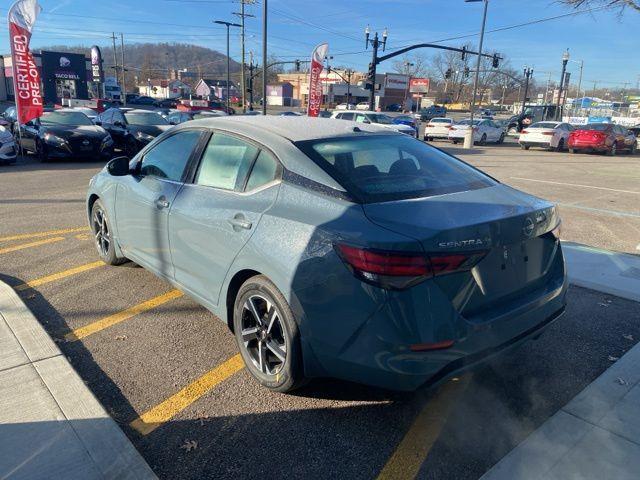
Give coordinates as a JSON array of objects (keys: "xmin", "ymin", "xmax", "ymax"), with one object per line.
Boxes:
[
  {"xmin": 464, "ymin": 67, "xmax": 470, "ymax": 78},
  {"xmin": 295, "ymin": 60, "xmax": 301, "ymax": 71},
  {"xmin": 492, "ymin": 54, "xmax": 500, "ymax": 68},
  {"xmin": 445, "ymin": 68, "xmax": 452, "ymax": 79},
  {"xmin": 366, "ymin": 62, "xmax": 376, "ymax": 88},
  {"xmin": 461, "ymin": 46, "xmax": 467, "ymax": 61}
]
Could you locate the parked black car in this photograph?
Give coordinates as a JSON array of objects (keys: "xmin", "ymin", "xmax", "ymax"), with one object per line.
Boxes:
[
  {"xmin": 208, "ymin": 100, "xmax": 235, "ymax": 115},
  {"xmin": 153, "ymin": 98, "xmax": 178, "ymax": 108},
  {"xmin": 16, "ymin": 109, "xmax": 113, "ymax": 162},
  {"xmin": 128, "ymin": 95, "xmax": 156, "ymax": 106},
  {"xmin": 629, "ymin": 124, "xmax": 640, "ymax": 138},
  {"xmin": 385, "ymin": 103, "xmax": 403, "ymax": 112},
  {"xmin": 95, "ymin": 108, "xmax": 171, "ymax": 156},
  {"xmin": 416, "ymin": 105, "xmax": 447, "ymax": 121}
]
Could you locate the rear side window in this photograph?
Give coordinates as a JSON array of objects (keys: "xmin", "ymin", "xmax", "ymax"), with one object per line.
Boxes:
[
  {"xmin": 140, "ymin": 130, "xmax": 202, "ymax": 181},
  {"xmin": 196, "ymin": 133, "xmax": 258, "ymax": 190},
  {"xmin": 341, "ymin": 113, "xmax": 354, "ymax": 120},
  {"xmin": 296, "ymin": 135, "xmax": 495, "ymax": 203},
  {"xmin": 245, "ymin": 150, "xmax": 279, "ymax": 191}
]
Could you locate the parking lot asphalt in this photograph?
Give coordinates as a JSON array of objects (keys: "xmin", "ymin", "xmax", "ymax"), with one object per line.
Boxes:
[{"xmin": 1, "ymin": 143, "xmax": 639, "ymax": 479}]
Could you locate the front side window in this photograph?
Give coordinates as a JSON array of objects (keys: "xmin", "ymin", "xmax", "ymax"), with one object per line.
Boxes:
[
  {"xmin": 196, "ymin": 133, "xmax": 258, "ymax": 190},
  {"xmin": 296, "ymin": 134, "xmax": 495, "ymax": 203},
  {"xmin": 140, "ymin": 130, "xmax": 202, "ymax": 181}
]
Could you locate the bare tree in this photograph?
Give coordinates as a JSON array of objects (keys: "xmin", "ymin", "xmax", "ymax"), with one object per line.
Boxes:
[
  {"xmin": 559, "ymin": 0, "xmax": 639, "ymax": 11},
  {"xmin": 391, "ymin": 53, "xmax": 432, "ymax": 78}
]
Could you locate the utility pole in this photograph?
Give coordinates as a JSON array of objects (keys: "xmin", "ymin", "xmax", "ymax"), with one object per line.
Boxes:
[
  {"xmin": 234, "ymin": 0, "xmax": 255, "ymax": 113},
  {"xmin": 466, "ymin": 0, "xmax": 488, "ymax": 149},
  {"xmin": 556, "ymin": 49, "xmax": 569, "ymax": 119},
  {"xmin": 403, "ymin": 61, "xmax": 414, "ymax": 111},
  {"xmin": 248, "ymin": 51, "xmax": 254, "ymax": 110},
  {"xmin": 111, "ymin": 33, "xmax": 119, "ymax": 100},
  {"xmin": 521, "ymin": 67, "xmax": 533, "ymax": 114},
  {"xmin": 261, "ymin": 0, "xmax": 267, "ymax": 115},
  {"xmin": 120, "ymin": 33, "xmax": 126, "ymax": 106},
  {"xmin": 364, "ymin": 26, "xmax": 388, "ymax": 111}
]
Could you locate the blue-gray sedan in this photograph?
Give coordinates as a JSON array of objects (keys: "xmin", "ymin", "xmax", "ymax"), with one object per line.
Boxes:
[{"xmin": 87, "ymin": 116, "xmax": 567, "ymax": 392}]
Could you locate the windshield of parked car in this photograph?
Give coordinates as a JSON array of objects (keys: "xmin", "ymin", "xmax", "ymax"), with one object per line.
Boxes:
[
  {"xmin": 529, "ymin": 122, "xmax": 559, "ymax": 129},
  {"xmin": 574, "ymin": 123, "xmax": 610, "ymax": 131},
  {"xmin": 367, "ymin": 114, "xmax": 394, "ymax": 125},
  {"xmin": 124, "ymin": 112, "xmax": 168, "ymax": 126},
  {"xmin": 296, "ymin": 134, "xmax": 495, "ymax": 202},
  {"xmin": 40, "ymin": 111, "xmax": 93, "ymax": 126}
]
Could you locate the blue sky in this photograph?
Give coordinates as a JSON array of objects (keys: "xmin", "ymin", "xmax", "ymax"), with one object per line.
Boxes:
[{"xmin": 3, "ymin": 0, "xmax": 639, "ymax": 88}]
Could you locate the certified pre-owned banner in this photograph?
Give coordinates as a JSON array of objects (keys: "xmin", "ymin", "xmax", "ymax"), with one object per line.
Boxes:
[
  {"xmin": 307, "ymin": 43, "xmax": 328, "ymax": 117},
  {"xmin": 8, "ymin": 0, "xmax": 43, "ymax": 125}
]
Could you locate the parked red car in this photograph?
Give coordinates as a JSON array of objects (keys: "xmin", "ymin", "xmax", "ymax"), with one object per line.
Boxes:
[{"xmin": 568, "ymin": 123, "xmax": 637, "ymax": 156}]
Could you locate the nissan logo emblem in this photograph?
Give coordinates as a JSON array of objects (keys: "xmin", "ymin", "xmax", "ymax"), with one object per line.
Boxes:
[{"xmin": 82, "ymin": 139, "xmax": 90, "ymax": 145}]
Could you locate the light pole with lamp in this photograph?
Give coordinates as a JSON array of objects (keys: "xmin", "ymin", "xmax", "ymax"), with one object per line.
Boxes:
[
  {"xmin": 556, "ymin": 49, "xmax": 569, "ymax": 119},
  {"xmin": 521, "ymin": 66, "xmax": 533, "ymax": 114},
  {"xmin": 403, "ymin": 60, "xmax": 414, "ymax": 111},
  {"xmin": 214, "ymin": 20, "xmax": 241, "ymax": 113},
  {"xmin": 464, "ymin": 0, "xmax": 489, "ymax": 149}
]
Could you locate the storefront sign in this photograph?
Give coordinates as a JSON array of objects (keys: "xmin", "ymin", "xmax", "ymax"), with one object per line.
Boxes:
[
  {"xmin": 91, "ymin": 45, "xmax": 104, "ymax": 83},
  {"xmin": 8, "ymin": 0, "xmax": 43, "ymax": 124},
  {"xmin": 409, "ymin": 78, "xmax": 430, "ymax": 93},
  {"xmin": 54, "ymin": 71, "xmax": 81, "ymax": 80},
  {"xmin": 307, "ymin": 43, "xmax": 328, "ymax": 117},
  {"xmin": 385, "ymin": 74, "xmax": 408, "ymax": 90}
]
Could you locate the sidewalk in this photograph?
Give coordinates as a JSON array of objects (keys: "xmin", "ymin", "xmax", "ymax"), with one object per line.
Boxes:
[
  {"xmin": 481, "ymin": 242, "xmax": 640, "ymax": 480},
  {"xmin": 0, "ymin": 280, "xmax": 157, "ymax": 480}
]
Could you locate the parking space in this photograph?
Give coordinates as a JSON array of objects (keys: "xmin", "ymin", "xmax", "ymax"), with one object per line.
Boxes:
[{"xmin": 1, "ymin": 144, "xmax": 639, "ymax": 479}]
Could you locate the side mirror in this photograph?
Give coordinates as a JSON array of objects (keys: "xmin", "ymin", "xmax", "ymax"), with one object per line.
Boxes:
[
  {"xmin": 169, "ymin": 120, "xmax": 177, "ymax": 125},
  {"xmin": 114, "ymin": 120, "xmax": 124, "ymax": 128},
  {"xmin": 107, "ymin": 156, "xmax": 130, "ymax": 176},
  {"xmin": 94, "ymin": 120, "xmax": 102, "ymax": 126}
]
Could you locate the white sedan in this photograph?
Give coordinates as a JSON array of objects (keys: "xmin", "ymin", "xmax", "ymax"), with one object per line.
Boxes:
[
  {"xmin": 331, "ymin": 111, "xmax": 416, "ymax": 136},
  {"xmin": 519, "ymin": 122, "xmax": 574, "ymax": 151},
  {"xmin": 448, "ymin": 119, "xmax": 505, "ymax": 145},
  {"xmin": 355, "ymin": 102, "xmax": 370, "ymax": 110},
  {"xmin": 335, "ymin": 103, "xmax": 355, "ymax": 111},
  {"xmin": 423, "ymin": 117, "xmax": 453, "ymax": 141}
]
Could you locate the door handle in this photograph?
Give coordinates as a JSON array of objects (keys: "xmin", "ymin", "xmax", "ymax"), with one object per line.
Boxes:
[
  {"xmin": 155, "ymin": 197, "xmax": 170, "ymax": 209},
  {"xmin": 228, "ymin": 216, "xmax": 252, "ymax": 230}
]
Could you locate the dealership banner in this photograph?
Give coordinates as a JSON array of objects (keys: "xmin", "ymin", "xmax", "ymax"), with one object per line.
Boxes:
[
  {"xmin": 8, "ymin": 0, "xmax": 43, "ymax": 124},
  {"xmin": 307, "ymin": 42, "xmax": 328, "ymax": 117}
]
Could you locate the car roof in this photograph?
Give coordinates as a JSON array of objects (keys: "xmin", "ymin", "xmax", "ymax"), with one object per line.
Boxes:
[{"xmin": 185, "ymin": 115, "xmax": 393, "ymax": 142}]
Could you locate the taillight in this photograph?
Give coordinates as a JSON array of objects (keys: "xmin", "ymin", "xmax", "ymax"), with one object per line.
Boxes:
[
  {"xmin": 542, "ymin": 132, "xmax": 554, "ymax": 136},
  {"xmin": 335, "ymin": 244, "xmax": 487, "ymax": 290},
  {"xmin": 521, "ymin": 130, "xmax": 529, "ymax": 134},
  {"xmin": 448, "ymin": 126, "xmax": 455, "ymax": 130}
]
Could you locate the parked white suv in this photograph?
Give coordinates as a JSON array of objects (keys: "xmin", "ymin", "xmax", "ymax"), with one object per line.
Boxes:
[{"xmin": 331, "ymin": 111, "xmax": 416, "ymax": 136}]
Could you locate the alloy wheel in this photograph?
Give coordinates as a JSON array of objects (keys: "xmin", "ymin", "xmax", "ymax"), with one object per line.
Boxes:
[
  {"xmin": 240, "ymin": 294, "xmax": 287, "ymax": 376},
  {"xmin": 92, "ymin": 206, "xmax": 110, "ymax": 257}
]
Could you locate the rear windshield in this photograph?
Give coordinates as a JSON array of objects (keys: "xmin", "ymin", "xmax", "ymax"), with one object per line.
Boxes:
[
  {"xmin": 124, "ymin": 112, "xmax": 168, "ymax": 126},
  {"xmin": 529, "ymin": 122, "xmax": 558, "ymax": 129},
  {"xmin": 575, "ymin": 123, "xmax": 610, "ymax": 131},
  {"xmin": 430, "ymin": 118, "xmax": 451, "ymax": 123},
  {"xmin": 296, "ymin": 135, "xmax": 495, "ymax": 203}
]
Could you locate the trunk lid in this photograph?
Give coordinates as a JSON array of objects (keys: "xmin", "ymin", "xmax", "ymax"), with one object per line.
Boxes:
[{"xmin": 362, "ymin": 184, "xmax": 561, "ymax": 317}]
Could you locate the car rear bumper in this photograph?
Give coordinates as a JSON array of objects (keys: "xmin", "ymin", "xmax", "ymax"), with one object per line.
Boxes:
[
  {"xmin": 298, "ymin": 246, "xmax": 567, "ymax": 391},
  {"xmin": 519, "ymin": 140, "xmax": 551, "ymax": 147}
]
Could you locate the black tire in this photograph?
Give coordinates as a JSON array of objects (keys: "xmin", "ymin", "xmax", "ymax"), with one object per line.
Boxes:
[
  {"xmin": 556, "ymin": 139, "xmax": 565, "ymax": 152},
  {"xmin": 629, "ymin": 142, "xmax": 637, "ymax": 155},
  {"xmin": 607, "ymin": 143, "xmax": 616, "ymax": 157},
  {"xmin": 233, "ymin": 275, "xmax": 305, "ymax": 393},
  {"xmin": 90, "ymin": 199, "xmax": 127, "ymax": 266},
  {"xmin": 497, "ymin": 133, "xmax": 505, "ymax": 144},
  {"xmin": 570, "ymin": 148, "xmax": 577, "ymax": 154},
  {"xmin": 480, "ymin": 133, "xmax": 487, "ymax": 145},
  {"xmin": 451, "ymin": 140, "xmax": 459, "ymax": 144},
  {"xmin": 424, "ymin": 136, "xmax": 431, "ymax": 142},
  {"xmin": 36, "ymin": 139, "xmax": 49, "ymax": 162}
]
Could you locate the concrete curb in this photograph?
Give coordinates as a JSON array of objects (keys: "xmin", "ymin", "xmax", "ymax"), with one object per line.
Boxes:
[
  {"xmin": 0, "ymin": 280, "xmax": 157, "ymax": 480},
  {"xmin": 563, "ymin": 241, "xmax": 640, "ymax": 303}
]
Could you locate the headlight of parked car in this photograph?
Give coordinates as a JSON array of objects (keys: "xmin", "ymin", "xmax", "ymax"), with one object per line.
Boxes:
[
  {"xmin": 44, "ymin": 133, "xmax": 67, "ymax": 145},
  {"xmin": 101, "ymin": 135, "xmax": 114, "ymax": 146},
  {"xmin": 134, "ymin": 131, "xmax": 155, "ymax": 142}
]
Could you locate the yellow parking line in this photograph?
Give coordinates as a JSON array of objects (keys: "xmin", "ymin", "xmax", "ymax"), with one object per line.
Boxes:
[
  {"xmin": 0, "ymin": 236, "xmax": 65, "ymax": 255},
  {"xmin": 130, "ymin": 354, "xmax": 245, "ymax": 436},
  {"xmin": 15, "ymin": 260, "xmax": 105, "ymax": 292},
  {"xmin": 0, "ymin": 227, "xmax": 89, "ymax": 242},
  {"xmin": 376, "ymin": 374, "xmax": 472, "ymax": 480},
  {"xmin": 65, "ymin": 289, "xmax": 184, "ymax": 342}
]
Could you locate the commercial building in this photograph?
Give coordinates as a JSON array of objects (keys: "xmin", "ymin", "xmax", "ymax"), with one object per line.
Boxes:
[{"xmin": 1, "ymin": 50, "xmax": 95, "ymax": 104}]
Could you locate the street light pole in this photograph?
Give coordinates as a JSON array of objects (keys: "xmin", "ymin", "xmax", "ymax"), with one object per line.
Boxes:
[
  {"xmin": 556, "ymin": 49, "xmax": 569, "ymax": 120},
  {"xmin": 365, "ymin": 26, "xmax": 388, "ymax": 111},
  {"xmin": 465, "ymin": 0, "xmax": 488, "ymax": 149},
  {"xmin": 214, "ymin": 20, "xmax": 241, "ymax": 113},
  {"xmin": 521, "ymin": 66, "xmax": 533, "ymax": 114},
  {"xmin": 262, "ymin": 0, "xmax": 267, "ymax": 115}
]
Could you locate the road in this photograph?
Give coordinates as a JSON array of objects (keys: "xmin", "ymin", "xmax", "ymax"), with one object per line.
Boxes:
[{"xmin": 1, "ymin": 143, "xmax": 639, "ymax": 479}]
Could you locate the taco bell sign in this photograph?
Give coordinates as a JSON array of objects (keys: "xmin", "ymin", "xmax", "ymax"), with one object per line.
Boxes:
[{"xmin": 90, "ymin": 45, "xmax": 104, "ymax": 83}]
